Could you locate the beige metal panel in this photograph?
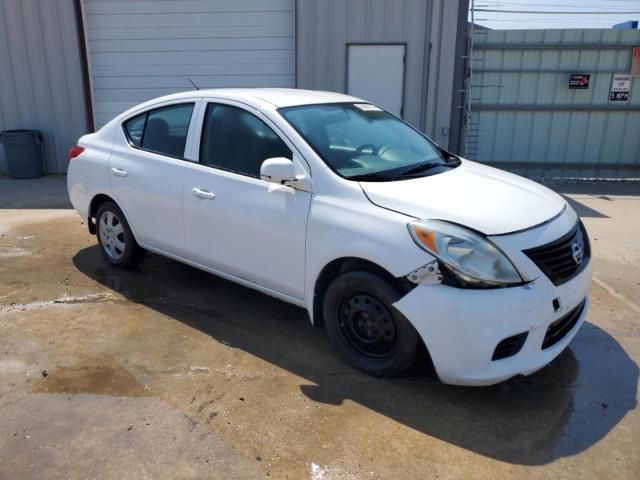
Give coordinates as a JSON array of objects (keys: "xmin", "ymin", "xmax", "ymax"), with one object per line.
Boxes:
[
  {"xmin": 295, "ymin": 0, "xmax": 467, "ymax": 151},
  {"xmin": 424, "ymin": 0, "xmax": 464, "ymax": 147},
  {"xmin": 296, "ymin": 0, "xmax": 431, "ymax": 130},
  {"xmin": 0, "ymin": 0, "xmax": 88, "ymax": 174}
]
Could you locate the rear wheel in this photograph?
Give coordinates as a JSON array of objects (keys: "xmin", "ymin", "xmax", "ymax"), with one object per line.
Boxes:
[
  {"xmin": 323, "ymin": 271, "xmax": 419, "ymax": 377},
  {"xmin": 96, "ymin": 201, "xmax": 145, "ymax": 268}
]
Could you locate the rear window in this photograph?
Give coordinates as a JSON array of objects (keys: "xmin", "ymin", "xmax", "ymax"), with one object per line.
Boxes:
[{"xmin": 123, "ymin": 103, "xmax": 194, "ymax": 158}]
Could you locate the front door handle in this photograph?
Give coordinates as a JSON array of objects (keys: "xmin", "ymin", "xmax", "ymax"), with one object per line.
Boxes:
[
  {"xmin": 111, "ymin": 167, "xmax": 127, "ymax": 177},
  {"xmin": 192, "ymin": 188, "xmax": 216, "ymax": 200}
]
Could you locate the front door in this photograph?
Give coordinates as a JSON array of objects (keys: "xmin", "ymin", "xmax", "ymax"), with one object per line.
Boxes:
[{"xmin": 182, "ymin": 102, "xmax": 311, "ymax": 299}]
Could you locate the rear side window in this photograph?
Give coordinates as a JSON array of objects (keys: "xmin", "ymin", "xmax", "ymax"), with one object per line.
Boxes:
[
  {"xmin": 200, "ymin": 103, "xmax": 292, "ymax": 178},
  {"xmin": 123, "ymin": 103, "xmax": 194, "ymax": 158}
]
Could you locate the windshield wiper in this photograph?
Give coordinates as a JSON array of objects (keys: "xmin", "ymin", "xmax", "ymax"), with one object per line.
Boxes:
[
  {"xmin": 348, "ymin": 157, "xmax": 460, "ymax": 181},
  {"xmin": 347, "ymin": 173, "xmax": 400, "ymax": 182},
  {"xmin": 398, "ymin": 161, "xmax": 452, "ymax": 177}
]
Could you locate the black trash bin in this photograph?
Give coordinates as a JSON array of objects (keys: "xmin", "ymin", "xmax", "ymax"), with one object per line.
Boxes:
[{"xmin": 0, "ymin": 129, "xmax": 44, "ymax": 179}]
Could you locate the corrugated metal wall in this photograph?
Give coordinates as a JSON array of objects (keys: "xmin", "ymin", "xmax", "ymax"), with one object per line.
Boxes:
[
  {"xmin": 296, "ymin": 0, "xmax": 429, "ymax": 130},
  {"xmin": 465, "ymin": 29, "xmax": 640, "ymax": 178},
  {"xmin": 0, "ymin": 0, "xmax": 88, "ymax": 175},
  {"xmin": 83, "ymin": 0, "xmax": 295, "ymax": 129},
  {"xmin": 295, "ymin": 0, "xmax": 468, "ymax": 151}
]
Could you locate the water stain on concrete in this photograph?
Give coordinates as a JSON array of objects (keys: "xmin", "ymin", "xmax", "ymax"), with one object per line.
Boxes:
[{"xmin": 33, "ymin": 363, "xmax": 151, "ymax": 397}]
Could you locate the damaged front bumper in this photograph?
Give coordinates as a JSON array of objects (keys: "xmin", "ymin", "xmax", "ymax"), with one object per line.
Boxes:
[{"xmin": 393, "ymin": 261, "xmax": 592, "ymax": 386}]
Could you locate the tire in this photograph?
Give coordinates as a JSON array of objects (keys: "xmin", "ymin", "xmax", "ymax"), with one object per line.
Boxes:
[
  {"xmin": 95, "ymin": 201, "xmax": 145, "ymax": 268},
  {"xmin": 322, "ymin": 270, "xmax": 419, "ymax": 377}
]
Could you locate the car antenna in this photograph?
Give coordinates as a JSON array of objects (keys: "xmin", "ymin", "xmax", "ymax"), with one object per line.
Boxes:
[{"xmin": 187, "ymin": 78, "xmax": 200, "ymax": 90}]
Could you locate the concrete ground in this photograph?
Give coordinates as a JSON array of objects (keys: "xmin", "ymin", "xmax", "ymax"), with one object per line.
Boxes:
[{"xmin": 0, "ymin": 174, "xmax": 638, "ymax": 479}]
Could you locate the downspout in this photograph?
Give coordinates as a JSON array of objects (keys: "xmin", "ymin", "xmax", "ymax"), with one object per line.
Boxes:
[{"xmin": 73, "ymin": 0, "xmax": 95, "ymax": 132}]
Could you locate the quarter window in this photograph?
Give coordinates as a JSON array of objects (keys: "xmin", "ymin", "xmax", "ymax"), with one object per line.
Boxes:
[
  {"xmin": 123, "ymin": 103, "xmax": 194, "ymax": 158},
  {"xmin": 200, "ymin": 104, "xmax": 292, "ymax": 178},
  {"xmin": 123, "ymin": 113, "xmax": 145, "ymax": 147}
]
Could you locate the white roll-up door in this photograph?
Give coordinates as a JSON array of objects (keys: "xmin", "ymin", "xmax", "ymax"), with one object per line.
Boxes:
[{"xmin": 83, "ymin": 0, "xmax": 295, "ymax": 128}]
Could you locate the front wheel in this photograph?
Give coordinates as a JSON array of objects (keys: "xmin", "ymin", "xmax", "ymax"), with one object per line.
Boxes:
[
  {"xmin": 96, "ymin": 201, "xmax": 145, "ymax": 268},
  {"xmin": 322, "ymin": 271, "xmax": 419, "ymax": 377}
]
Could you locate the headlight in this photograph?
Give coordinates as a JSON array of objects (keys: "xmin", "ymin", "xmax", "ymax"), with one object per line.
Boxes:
[{"xmin": 408, "ymin": 220, "xmax": 523, "ymax": 287}]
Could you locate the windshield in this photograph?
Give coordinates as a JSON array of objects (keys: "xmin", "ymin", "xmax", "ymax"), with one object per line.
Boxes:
[{"xmin": 279, "ymin": 103, "xmax": 458, "ymax": 181}]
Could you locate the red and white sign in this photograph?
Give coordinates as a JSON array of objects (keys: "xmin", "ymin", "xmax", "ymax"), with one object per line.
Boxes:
[{"xmin": 632, "ymin": 47, "xmax": 640, "ymax": 77}]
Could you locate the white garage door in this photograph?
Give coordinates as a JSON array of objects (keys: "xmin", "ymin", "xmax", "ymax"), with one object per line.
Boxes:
[{"xmin": 83, "ymin": 0, "xmax": 295, "ymax": 128}]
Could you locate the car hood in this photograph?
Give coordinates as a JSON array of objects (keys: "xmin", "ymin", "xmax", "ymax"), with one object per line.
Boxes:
[{"xmin": 359, "ymin": 160, "xmax": 567, "ymax": 235}]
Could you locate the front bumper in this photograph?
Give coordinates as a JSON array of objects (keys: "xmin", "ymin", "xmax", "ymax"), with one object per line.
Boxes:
[{"xmin": 393, "ymin": 260, "xmax": 592, "ymax": 386}]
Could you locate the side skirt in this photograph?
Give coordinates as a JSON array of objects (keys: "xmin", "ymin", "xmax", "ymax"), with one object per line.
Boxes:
[{"xmin": 138, "ymin": 243, "xmax": 308, "ymax": 310}]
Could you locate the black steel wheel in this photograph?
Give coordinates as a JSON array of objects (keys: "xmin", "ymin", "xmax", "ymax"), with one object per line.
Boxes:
[
  {"xmin": 323, "ymin": 270, "xmax": 419, "ymax": 377},
  {"xmin": 339, "ymin": 293, "xmax": 398, "ymax": 359}
]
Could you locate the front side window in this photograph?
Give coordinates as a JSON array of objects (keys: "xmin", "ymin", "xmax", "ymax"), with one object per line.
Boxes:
[
  {"xmin": 123, "ymin": 103, "xmax": 194, "ymax": 158},
  {"xmin": 280, "ymin": 103, "xmax": 458, "ymax": 181},
  {"xmin": 200, "ymin": 103, "xmax": 292, "ymax": 178}
]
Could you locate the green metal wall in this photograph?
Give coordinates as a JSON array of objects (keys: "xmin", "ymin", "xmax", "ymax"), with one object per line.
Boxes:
[{"xmin": 464, "ymin": 29, "xmax": 640, "ymax": 178}]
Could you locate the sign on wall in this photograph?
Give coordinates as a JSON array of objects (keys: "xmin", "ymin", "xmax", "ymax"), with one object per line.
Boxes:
[
  {"xmin": 632, "ymin": 48, "xmax": 640, "ymax": 77},
  {"xmin": 569, "ymin": 74, "xmax": 590, "ymax": 89},
  {"xmin": 609, "ymin": 73, "xmax": 632, "ymax": 102}
]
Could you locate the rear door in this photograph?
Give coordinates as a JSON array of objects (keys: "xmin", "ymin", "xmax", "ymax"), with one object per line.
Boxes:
[
  {"xmin": 182, "ymin": 100, "xmax": 311, "ymax": 299},
  {"xmin": 109, "ymin": 101, "xmax": 199, "ymax": 256}
]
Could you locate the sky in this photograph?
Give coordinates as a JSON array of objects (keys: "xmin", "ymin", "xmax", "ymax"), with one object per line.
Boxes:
[{"xmin": 470, "ymin": 0, "xmax": 640, "ymax": 29}]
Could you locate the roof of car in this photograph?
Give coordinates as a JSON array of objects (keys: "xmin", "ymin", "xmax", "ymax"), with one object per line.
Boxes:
[{"xmin": 154, "ymin": 88, "xmax": 364, "ymax": 109}]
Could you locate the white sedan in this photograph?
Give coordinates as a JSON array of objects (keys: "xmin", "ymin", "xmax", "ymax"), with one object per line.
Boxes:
[{"xmin": 67, "ymin": 88, "xmax": 591, "ymax": 386}]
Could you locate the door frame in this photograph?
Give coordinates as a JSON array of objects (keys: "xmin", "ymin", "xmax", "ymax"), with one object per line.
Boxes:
[{"xmin": 345, "ymin": 42, "xmax": 407, "ymax": 118}]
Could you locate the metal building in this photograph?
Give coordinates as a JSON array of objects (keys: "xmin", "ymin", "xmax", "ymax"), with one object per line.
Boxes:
[
  {"xmin": 0, "ymin": 0, "xmax": 89, "ymax": 174},
  {"xmin": 0, "ymin": 0, "xmax": 469, "ymax": 175}
]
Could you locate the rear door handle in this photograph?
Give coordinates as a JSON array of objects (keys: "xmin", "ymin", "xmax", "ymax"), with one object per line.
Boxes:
[
  {"xmin": 111, "ymin": 168, "xmax": 127, "ymax": 177},
  {"xmin": 192, "ymin": 188, "xmax": 216, "ymax": 200}
]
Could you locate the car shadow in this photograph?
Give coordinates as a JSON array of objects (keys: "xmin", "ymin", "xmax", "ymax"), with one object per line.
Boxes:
[
  {"xmin": 72, "ymin": 246, "xmax": 638, "ymax": 466},
  {"xmin": 564, "ymin": 196, "xmax": 609, "ymax": 218}
]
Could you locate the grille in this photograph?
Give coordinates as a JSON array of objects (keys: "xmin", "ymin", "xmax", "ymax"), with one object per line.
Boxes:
[
  {"xmin": 492, "ymin": 332, "xmax": 528, "ymax": 361},
  {"xmin": 542, "ymin": 299, "xmax": 586, "ymax": 350},
  {"xmin": 523, "ymin": 221, "xmax": 590, "ymax": 286}
]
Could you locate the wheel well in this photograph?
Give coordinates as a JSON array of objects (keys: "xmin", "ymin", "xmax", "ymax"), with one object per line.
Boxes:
[
  {"xmin": 87, "ymin": 194, "xmax": 116, "ymax": 234},
  {"xmin": 312, "ymin": 257, "xmax": 414, "ymax": 327}
]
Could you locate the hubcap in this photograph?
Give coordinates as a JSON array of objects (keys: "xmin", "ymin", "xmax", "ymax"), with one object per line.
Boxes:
[
  {"xmin": 339, "ymin": 293, "xmax": 397, "ymax": 359},
  {"xmin": 99, "ymin": 211, "xmax": 126, "ymax": 260}
]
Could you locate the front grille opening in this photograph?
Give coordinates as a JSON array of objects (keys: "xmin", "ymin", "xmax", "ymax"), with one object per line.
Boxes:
[
  {"xmin": 523, "ymin": 221, "xmax": 591, "ymax": 286},
  {"xmin": 492, "ymin": 332, "xmax": 528, "ymax": 361},
  {"xmin": 542, "ymin": 299, "xmax": 586, "ymax": 350}
]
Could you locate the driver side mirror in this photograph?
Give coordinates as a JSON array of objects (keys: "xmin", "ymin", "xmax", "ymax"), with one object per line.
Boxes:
[{"xmin": 260, "ymin": 157, "xmax": 310, "ymax": 191}]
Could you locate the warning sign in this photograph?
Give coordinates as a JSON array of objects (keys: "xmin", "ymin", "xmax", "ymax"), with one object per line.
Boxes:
[
  {"xmin": 609, "ymin": 73, "xmax": 632, "ymax": 102},
  {"xmin": 569, "ymin": 74, "xmax": 590, "ymax": 89}
]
